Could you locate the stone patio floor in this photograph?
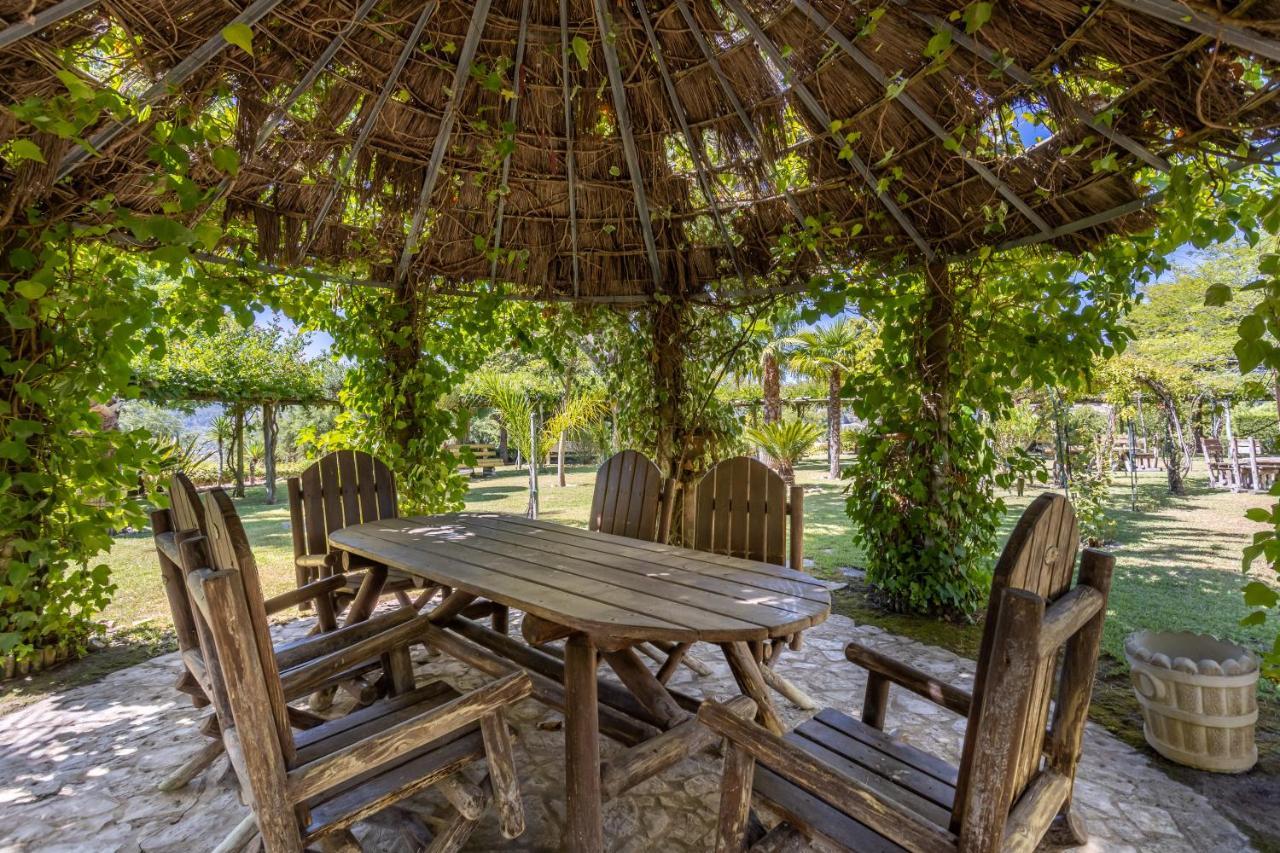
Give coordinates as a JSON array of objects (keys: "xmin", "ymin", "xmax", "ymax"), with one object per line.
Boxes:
[{"xmin": 0, "ymin": 610, "xmax": 1253, "ymax": 852}]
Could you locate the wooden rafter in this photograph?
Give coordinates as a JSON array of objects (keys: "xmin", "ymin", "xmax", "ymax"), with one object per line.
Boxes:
[
  {"xmin": 591, "ymin": 0, "xmax": 663, "ymax": 289},
  {"xmin": 489, "ymin": 0, "xmax": 532, "ymax": 287},
  {"xmin": 560, "ymin": 0, "xmax": 582, "ymax": 297},
  {"xmin": 1112, "ymin": 0, "xmax": 1280, "ymax": 62},
  {"xmin": 905, "ymin": 6, "xmax": 1171, "ymax": 173},
  {"xmin": 719, "ymin": 0, "xmax": 935, "ymax": 260},
  {"xmin": 56, "ymin": 0, "xmax": 290, "ymax": 181},
  {"xmin": 395, "ymin": 0, "xmax": 495, "ymax": 285},
  {"xmin": 671, "ymin": 0, "xmax": 808, "ymax": 228},
  {"xmin": 299, "ymin": 0, "xmax": 440, "ymax": 260},
  {"xmin": 791, "ymin": 0, "xmax": 1052, "ymax": 236},
  {"xmin": 0, "ymin": 0, "xmax": 98, "ymax": 50},
  {"xmin": 634, "ymin": 0, "xmax": 750, "ymax": 286},
  {"xmin": 202, "ymin": 0, "xmax": 383, "ymax": 219}
]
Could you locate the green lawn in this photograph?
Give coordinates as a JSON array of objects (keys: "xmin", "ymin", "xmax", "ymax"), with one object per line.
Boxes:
[{"xmin": 97, "ymin": 459, "xmax": 1274, "ymax": 666}]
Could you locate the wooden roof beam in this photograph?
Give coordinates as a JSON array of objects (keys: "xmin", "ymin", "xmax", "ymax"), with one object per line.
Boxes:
[
  {"xmin": 1111, "ymin": 0, "xmax": 1280, "ymax": 63},
  {"xmin": 395, "ymin": 0, "xmax": 495, "ymax": 284},
  {"xmin": 0, "ymin": 0, "xmax": 98, "ymax": 50},
  {"xmin": 791, "ymin": 0, "xmax": 1052, "ymax": 237},
  {"xmin": 591, "ymin": 0, "xmax": 663, "ymax": 290},
  {"xmin": 904, "ymin": 5, "xmax": 1171, "ymax": 173},
  {"xmin": 671, "ymin": 0, "xmax": 808, "ymax": 228},
  {"xmin": 559, "ymin": 0, "xmax": 582, "ymax": 297},
  {"xmin": 56, "ymin": 0, "xmax": 290, "ymax": 181},
  {"xmin": 489, "ymin": 0, "xmax": 532, "ymax": 287},
  {"xmin": 300, "ymin": 0, "xmax": 439, "ymax": 259},
  {"xmin": 634, "ymin": 0, "xmax": 751, "ymax": 287},
  {"xmin": 719, "ymin": 0, "xmax": 935, "ymax": 261}
]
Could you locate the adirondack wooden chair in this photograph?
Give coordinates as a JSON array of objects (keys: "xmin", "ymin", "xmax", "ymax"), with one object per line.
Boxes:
[
  {"xmin": 700, "ymin": 493, "xmax": 1115, "ymax": 853},
  {"xmin": 152, "ymin": 473, "xmax": 361, "ymax": 790},
  {"xmin": 183, "ymin": 487, "xmax": 533, "ymax": 853},
  {"xmin": 588, "ymin": 449, "xmax": 670, "ymax": 541},
  {"xmin": 287, "ymin": 450, "xmax": 430, "ymax": 620}
]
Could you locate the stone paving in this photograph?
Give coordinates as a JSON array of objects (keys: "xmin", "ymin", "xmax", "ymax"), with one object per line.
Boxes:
[{"xmin": 0, "ymin": 611, "xmax": 1253, "ymax": 852}]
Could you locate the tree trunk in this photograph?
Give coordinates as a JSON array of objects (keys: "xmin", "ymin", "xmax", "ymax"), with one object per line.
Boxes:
[
  {"xmin": 762, "ymin": 350, "xmax": 781, "ymax": 425},
  {"xmin": 920, "ymin": 263, "xmax": 956, "ymax": 515},
  {"xmin": 828, "ymin": 368, "xmax": 842, "ymax": 479},
  {"xmin": 232, "ymin": 406, "xmax": 246, "ymax": 498},
  {"xmin": 216, "ymin": 437, "xmax": 224, "ymax": 486},
  {"xmin": 262, "ymin": 402, "xmax": 277, "ymax": 504},
  {"xmin": 557, "ymin": 431, "xmax": 567, "ymax": 487},
  {"xmin": 497, "ymin": 424, "xmax": 508, "ymax": 462}
]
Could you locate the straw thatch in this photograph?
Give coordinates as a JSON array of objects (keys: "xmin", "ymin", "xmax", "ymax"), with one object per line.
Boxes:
[{"xmin": 1, "ymin": 0, "xmax": 1278, "ymax": 301}]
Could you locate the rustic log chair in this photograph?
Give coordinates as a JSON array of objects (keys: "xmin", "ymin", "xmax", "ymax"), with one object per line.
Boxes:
[
  {"xmin": 287, "ymin": 450, "xmax": 424, "ymax": 617},
  {"xmin": 679, "ymin": 456, "xmax": 812, "ymax": 707},
  {"xmin": 700, "ymin": 493, "xmax": 1116, "ymax": 853},
  {"xmin": 183, "ymin": 487, "xmax": 533, "ymax": 853},
  {"xmin": 574, "ymin": 450, "xmax": 715, "ymax": 678},
  {"xmin": 152, "ymin": 472, "xmax": 366, "ymax": 791}
]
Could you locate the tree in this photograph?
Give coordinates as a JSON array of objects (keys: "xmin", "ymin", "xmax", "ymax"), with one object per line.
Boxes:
[
  {"xmin": 783, "ymin": 317, "xmax": 876, "ymax": 478},
  {"xmin": 135, "ymin": 316, "xmax": 332, "ymax": 502},
  {"xmin": 743, "ymin": 420, "xmax": 821, "ymax": 487},
  {"xmin": 210, "ymin": 414, "xmax": 234, "ymax": 485}
]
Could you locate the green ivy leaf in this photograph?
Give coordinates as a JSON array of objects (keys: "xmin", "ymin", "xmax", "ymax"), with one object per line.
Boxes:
[
  {"xmin": 571, "ymin": 36, "xmax": 590, "ymax": 70},
  {"xmin": 6, "ymin": 139, "xmax": 46, "ymax": 165},
  {"xmin": 221, "ymin": 23, "xmax": 255, "ymax": 56},
  {"xmin": 14, "ymin": 280, "xmax": 47, "ymax": 300},
  {"xmin": 962, "ymin": 1, "xmax": 993, "ymax": 33},
  {"xmin": 211, "ymin": 146, "xmax": 240, "ymax": 176},
  {"xmin": 1243, "ymin": 581, "xmax": 1280, "ymax": 609},
  {"xmin": 1203, "ymin": 282, "xmax": 1232, "ymax": 306}
]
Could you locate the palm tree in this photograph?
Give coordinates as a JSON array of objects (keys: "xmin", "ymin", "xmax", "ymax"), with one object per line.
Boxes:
[
  {"xmin": 783, "ymin": 318, "xmax": 876, "ymax": 479},
  {"xmin": 210, "ymin": 414, "xmax": 234, "ymax": 485},
  {"xmin": 743, "ymin": 420, "xmax": 822, "ymax": 487}
]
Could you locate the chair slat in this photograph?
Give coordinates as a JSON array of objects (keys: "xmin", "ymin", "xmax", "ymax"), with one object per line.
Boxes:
[
  {"xmin": 319, "ymin": 452, "xmax": 344, "ymax": 538},
  {"xmin": 589, "ymin": 451, "xmax": 664, "ymax": 542},
  {"xmin": 300, "ymin": 464, "xmax": 328, "ymax": 559},
  {"xmin": 336, "ymin": 449, "xmax": 360, "ymax": 530},
  {"xmin": 355, "ymin": 452, "xmax": 378, "ymax": 524}
]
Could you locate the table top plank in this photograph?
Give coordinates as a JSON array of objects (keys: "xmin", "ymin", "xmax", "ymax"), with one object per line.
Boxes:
[
  {"xmin": 489, "ymin": 515, "xmax": 830, "ymax": 602},
  {"xmin": 449, "ymin": 516, "xmax": 821, "ymax": 632},
  {"xmin": 329, "ymin": 514, "xmax": 830, "ymax": 644}
]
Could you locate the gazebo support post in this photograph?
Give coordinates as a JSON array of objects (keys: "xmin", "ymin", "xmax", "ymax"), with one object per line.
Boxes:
[
  {"xmin": 261, "ymin": 401, "xmax": 276, "ymax": 504},
  {"xmin": 921, "ymin": 261, "xmax": 958, "ymax": 521}
]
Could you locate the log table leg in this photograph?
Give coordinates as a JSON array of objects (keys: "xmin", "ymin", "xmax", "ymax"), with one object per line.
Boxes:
[
  {"xmin": 564, "ymin": 633, "xmax": 603, "ymax": 853},
  {"xmin": 720, "ymin": 642, "xmax": 785, "ymax": 735},
  {"xmin": 603, "ymin": 646, "xmax": 690, "ymax": 728},
  {"xmin": 342, "ymin": 565, "xmax": 387, "ymax": 626}
]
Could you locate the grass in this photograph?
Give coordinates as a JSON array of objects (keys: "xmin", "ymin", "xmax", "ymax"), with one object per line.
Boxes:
[{"xmin": 2, "ymin": 458, "xmax": 1276, "ymax": 842}]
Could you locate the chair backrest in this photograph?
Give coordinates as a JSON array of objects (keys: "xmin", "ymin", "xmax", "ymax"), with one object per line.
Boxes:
[
  {"xmin": 588, "ymin": 450, "xmax": 666, "ymax": 541},
  {"xmin": 170, "ymin": 470, "xmax": 206, "ymax": 535},
  {"xmin": 682, "ymin": 456, "xmax": 802, "ymax": 569},
  {"xmin": 288, "ymin": 450, "xmax": 398, "ymax": 562},
  {"xmin": 951, "ymin": 493, "xmax": 1113, "ymax": 847},
  {"xmin": 198, "ymin": 487, "xmax": 296, "ymax": 762}
]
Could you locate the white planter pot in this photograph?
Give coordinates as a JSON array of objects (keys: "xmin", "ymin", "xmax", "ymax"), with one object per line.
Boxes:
[{"xmin": 1124, "ymin": 631, "xmax": 1259, "ymax": 773}]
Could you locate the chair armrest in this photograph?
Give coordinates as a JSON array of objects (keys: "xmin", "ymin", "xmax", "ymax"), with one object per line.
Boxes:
[
  {"xmin": 286, "ymin": 671, "xmax": 534, "ymax": 803},
  {"xmin": 279, "ymin": 610, "xmax": 433, "ymax": 698},
  {"xmin": 295, "ymin": 552, "xmax": 336, "ymax": 569},
  {"xmin": 845, "ymin": 641, "xmax": 973, "ymax": 718},
  {"xmin": 264, "ymin": 574, "xmax": 349, "ymax": 615},
  {"xmin": 274, "ymin": 605, "xmax": 417, "ymax": 672},
  {"xmin": 697, "ymin": 701, "xmax": 955, "ymax": 853}
]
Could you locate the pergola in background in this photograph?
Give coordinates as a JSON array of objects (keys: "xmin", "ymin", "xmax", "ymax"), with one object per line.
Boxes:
[{"xmin": 1, "ymin": 0, "xmax": 1278, "ymax": 305}]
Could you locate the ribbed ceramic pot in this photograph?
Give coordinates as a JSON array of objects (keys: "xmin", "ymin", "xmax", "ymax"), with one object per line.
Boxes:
[{"xmin": 1124, "ymin": 631, "xmax": 1259, "ymax": 773}]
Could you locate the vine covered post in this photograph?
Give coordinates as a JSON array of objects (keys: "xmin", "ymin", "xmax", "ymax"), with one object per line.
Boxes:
[{"xmin": 262, "ymin": 402, "xmax": 277, "ymax": 504}]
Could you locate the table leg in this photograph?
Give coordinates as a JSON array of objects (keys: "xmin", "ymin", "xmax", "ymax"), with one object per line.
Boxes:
[
  {"xmin": 720, "ymin": 642, "xmax": 785, "ymax": 735},
  {"xmin": 564, "ymin": 633, "xmax": 603, "ymax": 853},
  {"xmin": 342, "ymin": 565, "xmax": 387, "ymax": 626}
]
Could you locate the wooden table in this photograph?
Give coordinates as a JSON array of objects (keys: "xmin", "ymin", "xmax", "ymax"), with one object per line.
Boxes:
[{"xmin": 330, "ymin": 512, "xmax": 831, "ymax": 852}]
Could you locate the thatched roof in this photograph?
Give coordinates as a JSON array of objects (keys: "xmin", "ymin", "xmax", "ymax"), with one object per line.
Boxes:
[{"xmin": 2, "ymin": 0, "xmax": 1278, "ymax": 302}]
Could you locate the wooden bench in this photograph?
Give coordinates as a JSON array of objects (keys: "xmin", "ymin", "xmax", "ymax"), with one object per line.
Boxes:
[{"xmin": 460, "ymin": 443, "xmax": 500, "ymax": 476}]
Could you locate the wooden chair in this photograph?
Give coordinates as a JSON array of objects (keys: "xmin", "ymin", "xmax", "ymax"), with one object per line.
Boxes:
[
  {"xmin": 183, "ymin": 487, "xmax": 533, "ymax": 852},
  {"xmin": 152, "ymin": 473, "xmax": 358, "ymax": 791},
  {"xmin": 588, "ymin": 449, "xmax": 670, "ymax": 542},
  {"xmin": 679, "ymin": 456, "xmax": 812, "ymax": 707},
  {"xmin": 287, "ymin": 450, "xmax": 425, "ymax": 620},
  {"xmin": 700, "ymin": 493, "xmax": 1116, "ymax": 853}
]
